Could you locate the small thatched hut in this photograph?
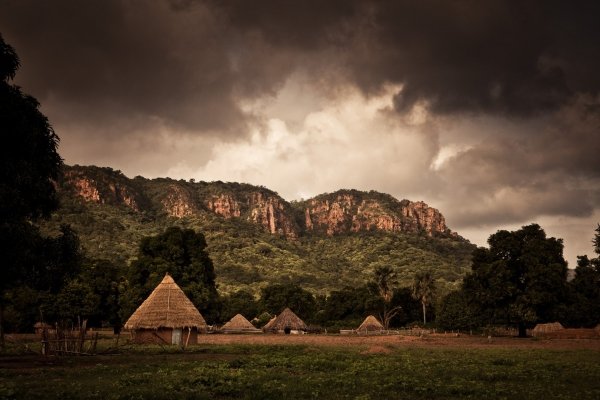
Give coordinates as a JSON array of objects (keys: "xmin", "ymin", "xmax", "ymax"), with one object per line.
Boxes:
[
  {"xmin": 34, "ymin": 322, "xmax": 53, "ymax": 335},
  {"xmin": 221, "ymin": 314, "xmax": 261, "ymax": 333},
  {"xmin": 532, "ymin": 322, "xmax": 564, "ymax": 336},
  {"xmin": 264, "ymin": 308, "xmax": 307, "ymax": 334},
  {"xmin": 124, "ymin": 274, "xmax": 207, "ymax": 345},
  {"xmin": 357, "ymin": 315, "xmax": 384, "ymax": 333}
]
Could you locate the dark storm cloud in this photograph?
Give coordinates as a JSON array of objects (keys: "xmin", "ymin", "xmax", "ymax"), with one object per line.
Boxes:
[
  {"xmin": 1, "ymin": 0, "xmax": 263, "ymax": 135},
  {"xmin": 211, "ymin": 0, "xmax": 600, "ymax": 116},
  {"xmin": 3, "ymin": 0, "xmax": 599, "ymax": 134},
  {"xmin": 438, "ymin": 95, "xmax": 600, "ymax": 228}
]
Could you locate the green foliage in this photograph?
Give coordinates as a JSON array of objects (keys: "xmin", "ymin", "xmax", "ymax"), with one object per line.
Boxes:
[
  {"xmin": 562, "ymin": 225, "xmax": 600, "ymax": 327},
  {"xmin": 412, "ymin": 270, "xmax": 436, "ymax": 325},
  {"xmin": 221, "ymin": 290, "xmax": 259, "ymax": 322},
  {"xmin": 2, "ymin": 344, "xmax": 600, "ymax": 399},
  {"xmin": 0, "ymin": 35, "xmax": 62, "ymax": 224},
  {"xmin": 436, "ymin": 290, "xmax": 481, "ymax": 331},
  {"xmin": 1, "ymin": 225, "xmax": 84, "ymax": 331},
  {"xmin": 0, "ymin": 35, "xmax": 64, "ymax": 340},
  {"xmin": 39, "ymin": 165, "xmax": 475, "ymax": 298},
  {"xmin": 122, "ymin": 227, "xmax": 221, "ymax": 324},
  {"xmin": 259, "ymin": 284, "xmax": 317, "ymax": 321},
  {"xmin": 463, "ymin": 224, "xmax": 568, "ymax": 336}
]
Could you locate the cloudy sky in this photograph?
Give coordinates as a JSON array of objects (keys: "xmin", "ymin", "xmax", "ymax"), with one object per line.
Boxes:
[{"xmin": 2, "ymin": 0, "xmax": 599, "ymax": 266}]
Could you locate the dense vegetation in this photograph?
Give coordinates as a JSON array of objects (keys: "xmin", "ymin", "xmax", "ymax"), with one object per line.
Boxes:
[
  {"xmin": 0, "ymin": 35, "xmax": 64, "ymax": 344},
  {"xmin": 40, "ymin": 177, "xmax": 474, "ymax": 297}
]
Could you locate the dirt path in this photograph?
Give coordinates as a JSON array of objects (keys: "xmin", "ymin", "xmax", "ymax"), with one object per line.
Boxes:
[{"xmin": 197, "ymin": 333, "xmax": 600, "ymax": 350}]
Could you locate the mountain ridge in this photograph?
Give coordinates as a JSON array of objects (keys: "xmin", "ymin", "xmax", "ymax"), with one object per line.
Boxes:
[
  {"xmin": 42, "ymin": 165, "xmax": 474, "ymax": 295},
  {"xmin": 61, "ymin": 165, "xmax": 454, "ymax": 240}
]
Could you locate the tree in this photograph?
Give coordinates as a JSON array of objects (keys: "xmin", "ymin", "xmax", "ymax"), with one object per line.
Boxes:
[
  {"xmin": 122, "ymin": 227, "xmax": 220, "ymax": 324},
  {"xmin": 259, "ymin": 283, "xmax": 316, "ymax": 321},
  {"xmin": 462, "ymin": 224, "xmax": 567, "ymax": 337},
  {"xmin": 371, "ymin": 266, "xmax": 402, "ymax": 329},
  {"xmin": 564, "ymin": 225, "xmax": 600, "ymax": 327},
  {"xmin": 0, "ymin": 35, "xmax": 62, "ymax": 344},
  {"xmin": 436, "ymin": 290, "xmax": 480, "ymax": 331},
  {"xmin": 0, "ymin": 35, "xmax": 62, "ymax": 223},
  {"xmin": 221, "ymin": 290, "xmax": 259, "ymax": 323},
  {"xmin": 411, "ymin": 270, "xmax": 436, "ymax": 325},
  {"xmin": 79, "ymin": 259, "xmax": 124, "ymax": 332}
]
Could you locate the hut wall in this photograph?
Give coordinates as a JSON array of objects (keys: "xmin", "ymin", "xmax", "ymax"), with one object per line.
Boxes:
[
  {"xmin": 183, "ymin": 328, "xmax": 198, "ymax": 345},
  {"xmin": 132, "ymin": 329, "xmax": 172, "ymax": 344},
  {"xmin": 131, "ymin": 328, "xmax": 198, "ymax": 345}
]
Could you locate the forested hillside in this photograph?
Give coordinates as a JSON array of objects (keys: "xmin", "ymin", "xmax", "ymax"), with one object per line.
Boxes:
[{"xmin": 39, "ymin": 165, "xmax": 475, "ymax": 296}]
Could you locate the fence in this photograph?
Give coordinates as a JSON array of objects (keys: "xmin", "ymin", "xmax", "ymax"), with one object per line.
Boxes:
[{"xmin": 40, "ymin": 321, "xmax": 99, "ymax": 356}]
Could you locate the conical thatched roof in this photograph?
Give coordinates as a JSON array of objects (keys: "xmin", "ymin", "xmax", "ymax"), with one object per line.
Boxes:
[
  {"xmin": 124, "ymin": 274, "xmax": 207, "ymax": 330},
  {"xmin": 357, "ymin": 315, "xmax": 384, "ymax": 332},
  {"xmin": 262, "ymin": 316, "xmax": 277, "ymax": 331},
  {"xmin": 265, "ymin": 308, "xmax": 307, "ymax": 332},
  {"xmin": 221, "ymin": 314, "xmax": 260, "ymax": 332}
]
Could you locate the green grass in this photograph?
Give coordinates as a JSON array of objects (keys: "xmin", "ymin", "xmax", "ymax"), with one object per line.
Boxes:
[{"xmin": 1, "ymin": 344, "xmax": 599, "ymax": 399}]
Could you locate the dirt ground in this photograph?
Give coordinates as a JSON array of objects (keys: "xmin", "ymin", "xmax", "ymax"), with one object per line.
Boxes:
[
  {"xmin": 1, "ymin": 331, "xmax": 598, "ymax": 371},
  {"xmin": 197, "ymin": 331, "xmax": 600, "ymax": 350}
]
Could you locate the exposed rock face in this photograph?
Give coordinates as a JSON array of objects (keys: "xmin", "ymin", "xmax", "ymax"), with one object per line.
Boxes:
[
  {"xmin": 303, "ymin": 192, "xmax": 448, "ymax": 236},
  {"xmin": 62, "ymin": 165, "xmax": 450, "ymax": 239},
  {"xmin": 162, "ymin": 185, "xmax": 197, "ymax": 218},
  {"xmin": 72, "ymin": 178, "xmax": 101, "ymax": 203},
  {"xmin": 402, "ymin": 201, "xmax": 447, "ymax": 235},
  {"xmin": 66, "ymin": 170, "xmax": 140, "ymax": 211},
  {"xmin": 248, "ymin": 192, "xmax": 298, "ymax": 239},
  {"xmin": 206, "ymin": 194, "xmax": 241, "ymax": 218}
]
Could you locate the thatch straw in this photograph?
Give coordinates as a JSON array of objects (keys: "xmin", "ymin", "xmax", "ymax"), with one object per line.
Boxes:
[
  {"xmin": 264, "ymin": 308, "xmax": 308, "ymax": 332},
  {"xmin": 221, "ymin": 314, "xmax": 261, "ymax": 333},
  {"xmin": 262, "ymin": 316, "xmax": 277, "ymax": 331},
  {"xmin": 532, "ymin": 322, "xmax": 564, "ymax": 334},
  {"xmin": 357, "ymin": 315, "xmax": 384, "ymax": 332},
  {"xmin": 124, "ymin": 274, "xmax": 207, "ymax": 330}
]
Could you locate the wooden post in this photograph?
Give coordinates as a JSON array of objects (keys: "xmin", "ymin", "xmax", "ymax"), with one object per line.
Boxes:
[{"xmin": 184, "ymin": 327, "xmax": 191, "ymax": 349}]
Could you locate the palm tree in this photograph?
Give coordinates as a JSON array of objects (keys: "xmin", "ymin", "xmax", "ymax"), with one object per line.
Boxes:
[
  {"xmin": 373, "ymin": 266, "xmax": 402, "ymax": 329},
  {"xmin": 412, "ymin": 271, "xmax": 436, "ymax": 325}
]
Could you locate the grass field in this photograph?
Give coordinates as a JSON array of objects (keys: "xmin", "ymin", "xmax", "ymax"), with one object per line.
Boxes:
[{"xmin": 1, "ymin": 335, "xmax": 599, "ymax": 399}]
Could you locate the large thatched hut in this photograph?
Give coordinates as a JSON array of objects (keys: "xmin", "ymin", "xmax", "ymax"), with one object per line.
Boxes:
[
  {"xmin": 221, "ymin": 314, "xmax": 261, "ymax": 333},
  {"xmin": 124, "ymin": 274, "xmax": 207, "ymax": 345},
  {"xmin": 357, "ymin": 315, "xmax": 384, "ymax": 333},
  {"xmin": 264, "ymin": 308, "xmax": 307, "ymax": 334}
]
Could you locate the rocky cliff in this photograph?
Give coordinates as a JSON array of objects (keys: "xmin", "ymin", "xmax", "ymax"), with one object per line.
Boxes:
[
  {"xmin": 300, "ymin": 190, "xmax": 449, "ymax": 237},
  {"xmin": 61, "ymin": 166, "xmax": 451, "ymax": 239}
]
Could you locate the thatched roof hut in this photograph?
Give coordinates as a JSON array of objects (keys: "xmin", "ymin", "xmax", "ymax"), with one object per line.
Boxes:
[
  {"xmin": 357, "ymin": 315, "xmax": 384, "ymax": 332},
  {"xmin": 221, "ymin": 314, "xmax": 261, "ymax": 333},
  {"xmin": 262, "ymin": 316, "xmax": 277, "ymax": 332},
  {"xmin": 264, "ymin": 308, "xmax": 307, "ymax": 333},
  {"xmin": 532, "ymin": 322, "xmax": 564, "ymax": 336},
  {"xmin": 124, "ymin": 274, "xmax": 207, "ymax": 345},
  {"xmin": 34, "ymin": 322, "xmax": 53, "ymax": 335}
]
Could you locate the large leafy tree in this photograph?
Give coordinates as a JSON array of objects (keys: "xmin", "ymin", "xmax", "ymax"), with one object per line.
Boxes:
[
  {"xmin": 0, "ymin": 35, "xmax": 63, "ymax": 342},
  {"xmin": 122, "ymin": 227, "xmax": 220, "ymax": 324},
  {"xmin": 0, "ymin": 35, "xmax": 62, "ymax": 223},
  {"xmin": 259, "ymin": 283, "xmax": 316, "ymax": 321},
  {"xmin": 564, "ymin": 225, "xmax": 600, "ymax": 327},
  {"xmin": 221, "ymin": 289, "xmax": 259, "ymax": 323},
  {"xmin": 463, "ymin": 224, "xmax": 567, "ymax": 337}
]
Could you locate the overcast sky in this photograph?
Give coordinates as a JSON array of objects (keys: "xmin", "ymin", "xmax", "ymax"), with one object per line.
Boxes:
[{"xmin": 2, "ymin": 0, "xmax": 599, "ymax": 267}]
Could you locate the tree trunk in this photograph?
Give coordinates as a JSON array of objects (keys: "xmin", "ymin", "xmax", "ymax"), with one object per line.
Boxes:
[
  {"xmin": 518, "ymin": 321, "xmax": 527, "ymax": 338},
  {"xmin": 422, "ymin": 302, "xmax": 427, "ymax": 325},
  {"xmin": 0, "ymin": 302, "xmax": 4, "ymax": 348}
]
